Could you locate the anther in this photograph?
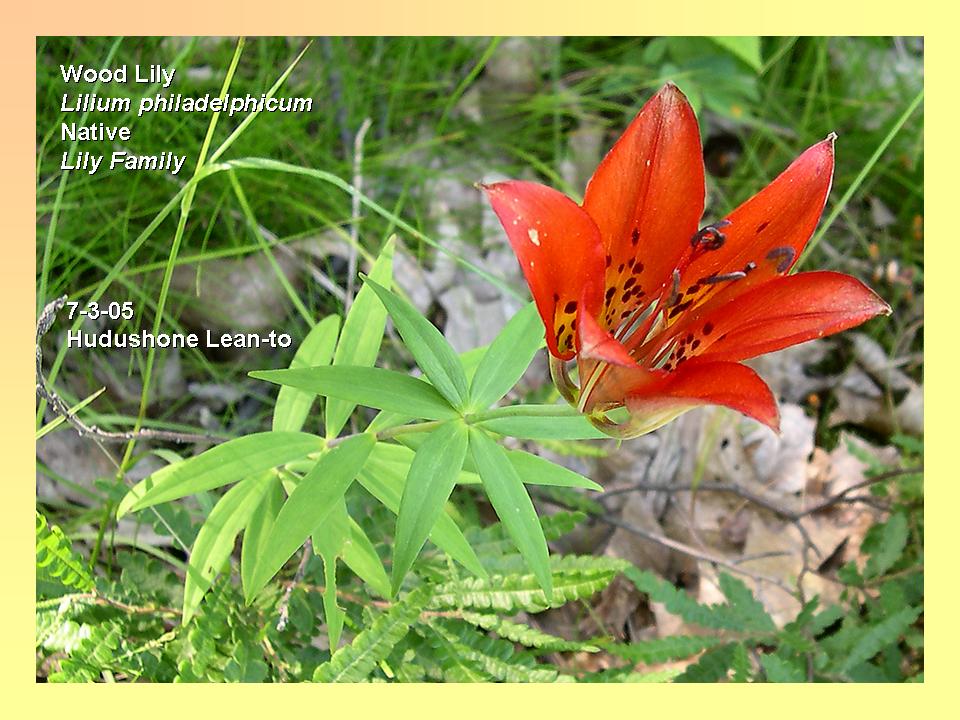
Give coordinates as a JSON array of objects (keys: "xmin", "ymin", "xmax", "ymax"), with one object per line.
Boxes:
[
  {"xmin": 701, "ymin": 271, "xmax": 747, "ymax": 285},
  {"xmin": 666, "ymin": 269, "xmax": 681, "ymax": 307},
  {"xmin": 690, "ymin": 220, "xmax": 731, "ymax": 250},
  {"xmin": 766, "ymin": 246, "xmax": 796, "ymax": 273}
]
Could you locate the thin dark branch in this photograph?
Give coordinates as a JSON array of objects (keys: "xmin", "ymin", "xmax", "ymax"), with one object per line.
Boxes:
[{"xmin": 276, "ymin": 538, "xmax": 314, "ymax": 632}]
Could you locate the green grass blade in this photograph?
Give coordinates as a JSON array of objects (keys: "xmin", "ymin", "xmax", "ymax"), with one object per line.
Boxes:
[
  {"xmin": 800, "ymin": 87, "xmax": 924, "ymax": 265},
  {"xmin": 326, "ymin": 238, "xmax": 395, "ymax": 437},
  {"xmin": 222, "ymin": 157, "xmax": 520, "ymax": 299},
  {"xmin": 35, "ymin": 387, "xmax": 106, "ymax": 440}
]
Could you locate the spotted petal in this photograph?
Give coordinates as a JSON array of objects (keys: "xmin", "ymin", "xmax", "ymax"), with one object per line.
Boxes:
[
  {"xmin": 483, "ymin": 181, "xmax": 605, "ymax": 359},
  {"xmin": 659, "ymin": 271, "xmax": 892, "ymax": 365},
  {"xmin": 661, "ymin": 136, "xmax": 837, "ymax": 333},
  {"xmin": 582, "ymin": 83, "xmax": 706, "ymax": 333}
]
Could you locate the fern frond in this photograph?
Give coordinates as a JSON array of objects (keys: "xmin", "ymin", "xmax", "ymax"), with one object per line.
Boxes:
[
  {"xmin": 314, "ymin": 587, "xmax": 429, "ymax": 682},
  {"xmin": 578, "ymin": 667, "xmax": 681, "ymax": 683},
  {"xmin": 428, "ymin": 619, "xmax": 561, "ymax": 682},
  {"xmin": 460, "ymin": 611, "xmax": 600, "ymax": 653},
  {"xmin": 624, "ymin": 566, "xmax": 774, "ymax": 633},
  {"xmin": 673, "ymin": 643, "xmax": 737, "ymax": 682},
  {"xmin": 838, "ymin": 605, "xmax": 922, "ymax": 674},
  {"xmin": 603, "ymin": 634, "xmax": 726, "ymax": 665},
  {"xmin": 429, "ymin": 555, "xmax": 624, "ymax": 613},
  {"xmin": 36, "ymin": 511, "xmax": 94, "ymax": 593},
  {"xmin": 415, "ymin": 625, "xmax": 491, "ymax": 682},
  {"xmin": 760, "ymin": 652, "xmax": 806, "ymax": 682}
]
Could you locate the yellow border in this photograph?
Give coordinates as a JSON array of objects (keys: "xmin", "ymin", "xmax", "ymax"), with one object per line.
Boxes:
[{"xmin": 9, "ymin": 1, "xmax": 948, "ymax": 709}]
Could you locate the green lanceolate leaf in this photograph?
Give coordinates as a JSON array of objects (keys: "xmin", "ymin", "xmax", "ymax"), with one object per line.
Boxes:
[
  {"xmin": 118, "ymin": 432, "xmax": 324, "ymax": 517},
  {"xmin": 364, "ymin": 277, "xmax": 469, "ymax": 409},
  {"xmin": 468, "ymin": 427, "xmax": 552, "ymax": 600},
  {"xmin": 468, "ymin": 302, "xmax": 543, "ymax": 411},
  {"xmin": 476, "ymin": 410, "xmax": 609, "ymax": 440},
  {"xmin": 240, "ymin": 473, "xmax": 284, "ymax": 597},
  {"xmin": 320, "ymin": 553, "xmax": 345, "ymax": 651},
  {"xmin": 183, "ymin": 472, "xmax": 274, "ymax": 623},
  {"xmin": 311, "ymin": 496, "xmax": 350, "ymax": 559},
  {"xmin": 377, "ymin": 439, "xmax": 600, "ymax": 491},
  {"xmin": 505, "ymin": 449, "xmax": 603, "ymax": 492},
  {"xmin": 360, "ymin": 453, "xmax": 485, "ymax": 580},
  {"xmin": 392, "ymin": 421, "xmax": 469, "ymax": 595},
  {"xmin": 251, "ymin": 366, "xmax": 457, "ymax": 421},
  {"xmin": 313, "ymin": 498, "xmax": 351, "ymax": 650},
  {"xmin": 246, "ymin": 433, "xmax": 375, "ymax": 600},
  {"xmin": 341, "ymin": 518, "xmax": 391, "ymax": 599},
  {"xmin": 272, "ymin": 314, "xmax": 340, "ymax": 432},
  {"xmin": 309, "ymin": 492, "xmax": 391, "ymax": 599},
  {"xmin": 371, "ymin": 440, "xmax": 479, "ymax": 485},
  {"xmin": 325, "ymin": 239, "xmax": 395, "ymax": 438}
]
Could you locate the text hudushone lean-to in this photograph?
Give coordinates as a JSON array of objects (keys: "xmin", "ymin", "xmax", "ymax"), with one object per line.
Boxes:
[{"xmin": 67, "ymin": 328, "xmax": 293, "ymax": 350}]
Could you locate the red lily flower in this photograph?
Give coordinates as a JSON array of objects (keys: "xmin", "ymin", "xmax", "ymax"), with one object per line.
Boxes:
[{"xmin": 483, "ymin": 83, "xmax": 890, "ymax": 437}]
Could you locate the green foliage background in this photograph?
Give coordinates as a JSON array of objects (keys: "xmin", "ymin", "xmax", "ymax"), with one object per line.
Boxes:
[{"xmin": 36, "ymin": 37, "xmax": 923, "ymax": 682}]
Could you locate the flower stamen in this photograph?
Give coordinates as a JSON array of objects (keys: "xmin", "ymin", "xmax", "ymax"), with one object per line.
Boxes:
[
  {"xmin": 690, "ymin": 220, "xmax": 731, "ymax": 251},
  {"xmin": 701, "ymin": 270, "xmax": 748, "ymax": 285}
]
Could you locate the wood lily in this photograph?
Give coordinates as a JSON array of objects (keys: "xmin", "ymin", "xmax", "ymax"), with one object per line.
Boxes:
[{"xmin": 483, "ymin": 83, "xmax": 890, "ymax": 438}]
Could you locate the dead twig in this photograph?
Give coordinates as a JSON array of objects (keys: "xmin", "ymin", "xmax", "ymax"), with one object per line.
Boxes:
[
  {"xmin": 597, "ymin": 465, "xmax": 921, "ymax": 602},
  {"xmin": 276, "ymin": 537, "xmax": 314, "ymax": 632},
  {"xmin": 345, "ymin": 117, "xmax": 373, "ymax": 310}
]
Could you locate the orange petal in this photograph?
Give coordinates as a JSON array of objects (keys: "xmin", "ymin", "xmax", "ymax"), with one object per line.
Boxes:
[
  {"xmin": 665, "ymin": 135, "xmax": 837, "ymax": 326},
  {"xmin": 583, "ymin": 83, "xmax": 705, "ymax": 332},
  {"xmin": 483, "ymin": 180, "xmax": 605, "ymax": 359},
  {"xmin": 577, "ymin": 292, "xmax": 637, "ymax": 367},
  {"xmin": 662, "ymin": 271, "xmax": 891, "ymax": 365},
  {"xmin": 624, "ymin": 359, "xmax": 780, "ymax": 432}
]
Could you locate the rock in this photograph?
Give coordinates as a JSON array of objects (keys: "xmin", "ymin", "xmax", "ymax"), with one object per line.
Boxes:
[
  {"xmin": 170, "ymin": 250, "xmax": 301, "ymax": 337},
  {"xmin": 744, "ymin": 404, "xmax": 816, "ymax": 494}
]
